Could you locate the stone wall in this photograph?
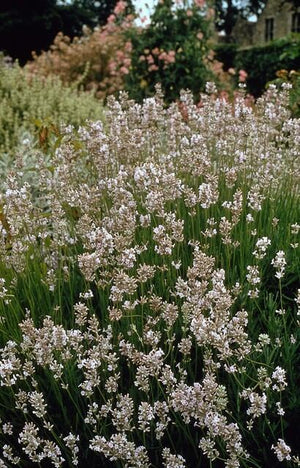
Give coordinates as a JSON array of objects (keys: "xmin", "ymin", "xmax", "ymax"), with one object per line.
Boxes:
[
  {"xmin": 230, "ymin": 0, "xmax": 300, "ymax": 48},
  {"xmin": 255, "ymin": 0, "xmax": 297, "ymax": 44}
]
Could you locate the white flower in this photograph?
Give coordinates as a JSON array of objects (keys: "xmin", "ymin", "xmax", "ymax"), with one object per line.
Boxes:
[
  {"xmin": 271, "ymin": 250, "xmax": 286, "ymax": 279},
  {"xmin": 272, "ymin": 439, "xmax": 291, "ymax": 462}
]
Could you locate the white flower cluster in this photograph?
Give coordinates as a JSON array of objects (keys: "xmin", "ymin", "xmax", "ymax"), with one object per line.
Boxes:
[
  {"xmin": 271, "ymin": 250, "xmax": 286, "ymax": 279},
  {"xmin": 0, "ymin": 85, "xmax": 299, "ymax": 467}
]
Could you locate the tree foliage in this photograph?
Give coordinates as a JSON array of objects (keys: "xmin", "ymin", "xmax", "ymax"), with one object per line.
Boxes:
[
  {"xmin": 57, "ymin": 0, "xmax": 133, "ymax": 37},
  {"xmin": 0, "ymin": 0, "xmax": 133, "ymax": 64},
  {"xmin": 0, "ymin": 0, "xmax": 62, "ymax": 64}
]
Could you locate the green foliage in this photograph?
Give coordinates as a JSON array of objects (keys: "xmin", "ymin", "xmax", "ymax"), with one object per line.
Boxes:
[
  {"xmin": 234, "ymin": 34, "xmax": 300, "ymax": 97},
  {"xmin": 125, "ymin": 0, "xmax": 215, "ymax": 103},
  {"xmin": 0, "ymin": 58, "xmax": 103, "ymax": 156},
  {"xmin": 0, "ymin": 0, "xmax": 61, "ymax": 64},
  {"xmin": 57, "ymin": 0, "xmax": 134, "ymax": 38},
  {"xmin": 214, "ymin": 42, "xmax": 238, "ymax": 70},
  {"xmin": 0, "ymin": 0, "xmax": 133, "ymax": 64}
]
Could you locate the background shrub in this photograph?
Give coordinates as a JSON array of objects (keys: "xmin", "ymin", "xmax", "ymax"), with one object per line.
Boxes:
[
  {"xmin": 234, "ymin": 34, "xmax": 300, "ymax": 97},
  {"xmin": 214, "ymin": 42, "xmax": 238, "ymax": 71},
  {"xmin": 26, "ymin": 2, "xmax": 134, "ymax": 100},
  {"xmin": 0, "ymin": 57, "xmax": 103, "ymax": 156},
  {"xmin": 124, "ymin": 0, "xmax": 217, "ymax": 103}
]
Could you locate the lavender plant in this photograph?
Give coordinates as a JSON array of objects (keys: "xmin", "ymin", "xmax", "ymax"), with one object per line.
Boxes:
[{"xmin": 0, "ymin": 84, "xmax": 299, "ymax": 467}]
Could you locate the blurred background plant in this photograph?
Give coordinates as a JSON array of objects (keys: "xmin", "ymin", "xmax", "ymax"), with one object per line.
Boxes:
[
  {"xmin": 213, "ymin": 33, "xmax": 300, "ymax": 114},
  {"xmin": 125, "ymin": 0, "xmax": 219, "ymax": 103},
  {"xmin": 25, "ymin": 2, "xmax": 133, "ymax": 100},
  {"xmin": 0, "ymin": 0, "xmax": 134, "ymax": 65},
  {"xmin": 232, "ymin": 34, "xmax": 300, "ymax": 97},
  {"xmin": 0, "ymin": 0, "xmax": 299, "ymax": 108},
  {"xmin": 0, "ymin": 54, "xmax": 103, "ymax": 167}
]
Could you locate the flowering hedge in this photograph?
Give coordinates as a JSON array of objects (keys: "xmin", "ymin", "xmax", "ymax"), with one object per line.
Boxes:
[
  {"xmin": 26, "ymin": 1, "xmax": 134, "ymax": 99},
  {"xmin": 125, "ymin": 0, "xmax": 218, "ymax": 102}
]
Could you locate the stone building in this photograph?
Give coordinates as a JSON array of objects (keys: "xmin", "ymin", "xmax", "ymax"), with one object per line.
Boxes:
[{"xmin": 231, "ymin": 0, "xmax": 300, "ymax": 47}]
